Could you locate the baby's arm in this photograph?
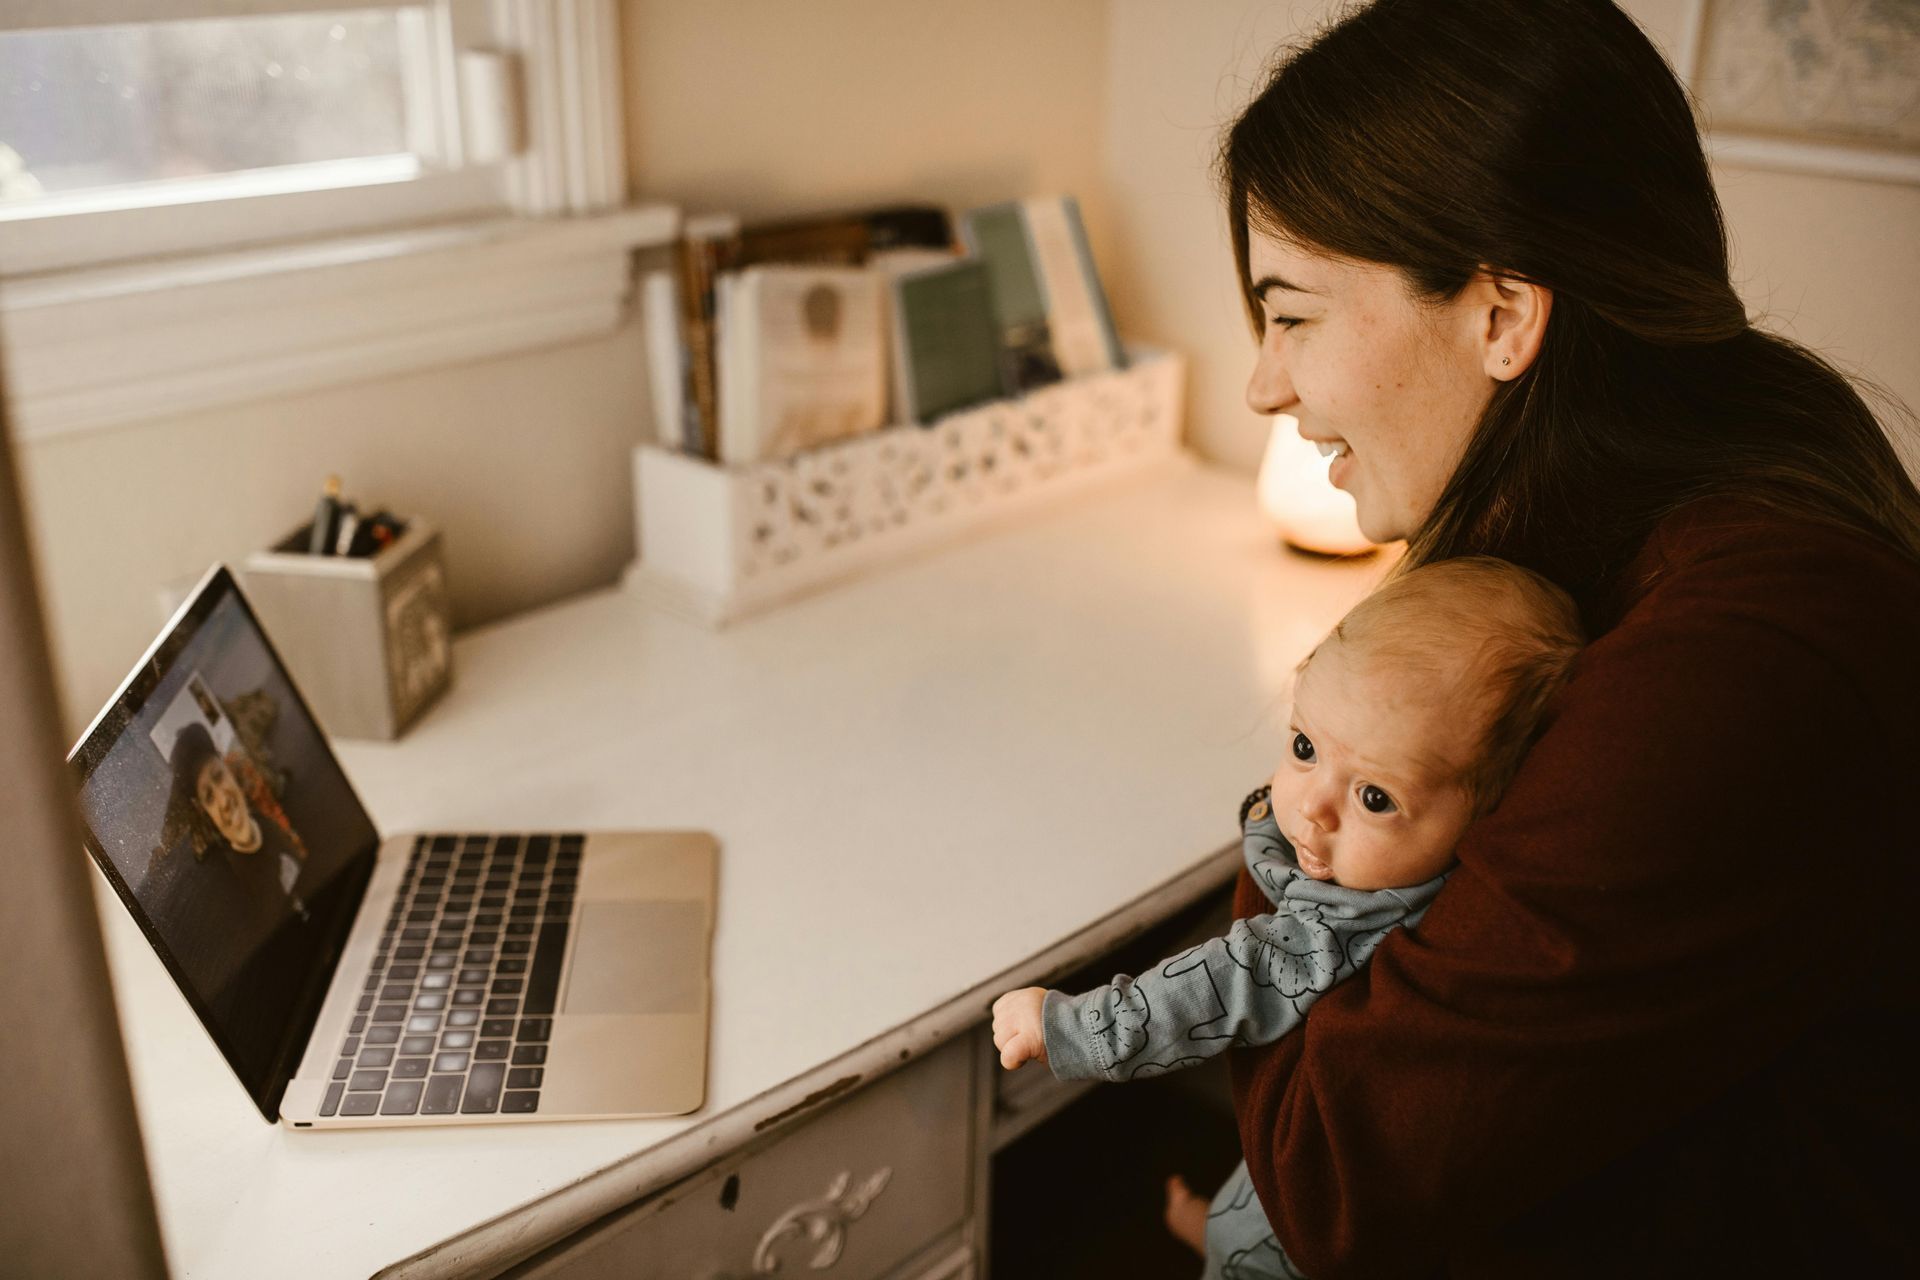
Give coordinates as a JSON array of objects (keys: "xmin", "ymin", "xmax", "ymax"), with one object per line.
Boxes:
[{"xmin": 994, "ymin": 898, "xmax": 1410, "ymax": 1083}]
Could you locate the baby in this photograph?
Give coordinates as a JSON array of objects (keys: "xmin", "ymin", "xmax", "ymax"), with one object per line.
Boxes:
[{"xmin": 991, "ymin": 556, "xmax": 1584, "ymax": 1279}]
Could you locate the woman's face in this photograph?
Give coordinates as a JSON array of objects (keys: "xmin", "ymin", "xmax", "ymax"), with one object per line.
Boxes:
[
  {"xmin": 195, "ymin": 756, "xmax": 254, "ymax": 848},
  {"xmin": 1243, "ymin": 228, "xmax": 1496, "ymax": 544}
]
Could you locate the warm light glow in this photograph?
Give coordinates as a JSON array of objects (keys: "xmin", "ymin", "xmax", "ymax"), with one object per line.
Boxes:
[{"xmin": 1256, "ymin": 414, "xmax": 1374, "ymax": 555}]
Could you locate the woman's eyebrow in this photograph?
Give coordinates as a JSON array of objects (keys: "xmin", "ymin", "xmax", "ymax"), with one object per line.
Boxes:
[{"xmin": 1253, "ymin": 274, "xmax": 1326, "ymax": 299}]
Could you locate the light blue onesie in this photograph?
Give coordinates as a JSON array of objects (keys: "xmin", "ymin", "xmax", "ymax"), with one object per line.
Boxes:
[{"xmin": 1040, "ymin": 786, "xmax": 1447, "ymax": 1279}]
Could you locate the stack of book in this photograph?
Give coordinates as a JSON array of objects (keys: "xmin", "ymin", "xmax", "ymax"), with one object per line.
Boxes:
[{"xmin": 645, "ymin": 196, "xmax": 1125, "ymax": 468}]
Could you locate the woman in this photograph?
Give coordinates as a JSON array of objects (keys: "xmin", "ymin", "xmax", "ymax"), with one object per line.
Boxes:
[{"xmin": 1215, "ymin": 1, "xmax": 1920, "ymax": 1274}]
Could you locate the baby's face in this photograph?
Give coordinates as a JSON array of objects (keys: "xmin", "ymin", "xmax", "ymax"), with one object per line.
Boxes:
[{"xmin": 1269, "ymin": 640, "xmax": 1477, "ymax": 890}]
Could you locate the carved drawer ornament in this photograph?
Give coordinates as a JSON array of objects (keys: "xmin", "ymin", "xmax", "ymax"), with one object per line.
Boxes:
[{"xmin": 750, "ymin": 1166, "xmax": 893, "ymax": 1273}]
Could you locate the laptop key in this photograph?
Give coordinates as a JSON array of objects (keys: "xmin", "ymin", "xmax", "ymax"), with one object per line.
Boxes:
[
  {"xmin": 380, "ymin": 1080, "xmax": 424, "ymax": 1116},
  {"xmin": 341, "ymin": 1092, "xmax": 381, "ymax": 1117},
  {"xmin": 461, "ymin": 1062, "xmax": 506, "ymax": 1114},
  {"xmin": 420, "ymin": 972, "xmax": 452, "ymax": 990},
  {"xmin": 358, "ymin": 1047, "xmax": 394, "ymax": 1068},
  {"xmin": 373, "ymin": 1003, "xmax": 407, "ymax": 1023},
  {"xmin": 491, "ymin": 977, "xmax": 524, "ymax": 996},
  {"xmin": 506, "ymin": 1067, "xmax": 544, "ymax": 1089},
  {"xmin": 381, "ymin": 983, "xmax": 411, "ymax": 1002},
  {"xmin": 516, "ymin": 1018, "xmax": 552, "ymax": 1043},
  {"xmin": 341, "ymin": 1035, "xmax": 361, "ymax": 1058},
  {"xmin": 349, "ymin": 1015, "xmax": 368, "ymax": 1034},
  {"xmin": 320, "ymin": 1082, "xmax": 345, "ymax": 1117},
  {"xmin": 405, "ymin": 1014, "xmax": 439, "ymax": 1033},
  {"xmin": 389, "ymin": 963, "xmax": 420, "ymax": 981},
  {"xmin": 446, "ymin": 1009, "xmax": 479, "ymax": 1028},
  {"xmin": 451, "ymin": 989, "xmax": 484, "ymax": 1007},
  {"xmin": 332, "ymin": 1058, "xmax": 353, "ymax": 1081},
  {"xmin": 502, "ymin": 939, "xmax": 531, "ymax": 955},
  {"xmin": 440, "ymin": 1030, "xmax": 475, "ymax": 1050},
  {"xmin": 511, "ymin": 1044, "xmax": 547, "ymax": 1066},
  {"xmin": 457, "ymin": 968, "xmax": 488, "ymax": 985},
  {"xmin": 366, "ymin": 1024, "xmax": 401, "ymax": 1046},
  {"xmin": 481, "ymin": 1019, "xmax": 515, "ymax": 1038},
  {"xmin": 475, "ymin": 1039, "xmax": 510, "ymax": 1062},
  {"xmin": 501, "ymin": 1090, "xmax": 540, "ymax": 1114},
  {"xmin": 413, "ymin": 992, "xmax": 448, "ymax": 1012},
  {"xmin": 400, "ymin": 1034, "xmax": 436, "ymax": 1055},
  {"xmin": 392, "ymin": 1057, "xmax": 429, "ymax": 1080},
  {"xmin": 433, "ymin": 1051, "xmax": 471, "ymax": 1074},
  {"xmin": 485, "ymin": 997, "xmax": 519, "ymax": 1017},
  {"xmin": 349, "ymin": 1069, "xmax": 387, "ymax": 1092},
  {"xmin": 395, "ymin": 945, "xmax": 425, "ymax": 961},
  {"xmin": 497, "ymin": 958, "xmax": 527, "ymax": 975},
  {"xmin": 427, "ymin": 953, "xmax": 457, "ymax": 970},
  {"xmin": 524, "ymin": 921, "xmax": 570, "ymax": 1016},
  {"xmin": 421, "ymin": 1074, "xmax": 464, "ymax": 1114}
]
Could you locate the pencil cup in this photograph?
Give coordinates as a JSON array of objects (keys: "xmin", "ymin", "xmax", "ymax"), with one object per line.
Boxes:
[{"xmin": 240, "ymin": 521, "xmax": 453, "ymax": 739}]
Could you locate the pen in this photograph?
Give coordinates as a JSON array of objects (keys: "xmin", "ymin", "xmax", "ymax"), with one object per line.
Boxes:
[{"xmin": 308, "ymin": 475, "xmax": 343, "ymax": 556}]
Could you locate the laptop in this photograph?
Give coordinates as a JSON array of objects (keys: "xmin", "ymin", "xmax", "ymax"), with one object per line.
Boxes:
[{"xmin": 68, "ymin": 565, "xmax": 717, "ymax": 1129}]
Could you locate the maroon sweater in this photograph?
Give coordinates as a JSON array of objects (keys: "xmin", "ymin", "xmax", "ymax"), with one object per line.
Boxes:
[{"xmin": 1229, "ymin": 498, "xmax": 1920, "ymax": 1277}]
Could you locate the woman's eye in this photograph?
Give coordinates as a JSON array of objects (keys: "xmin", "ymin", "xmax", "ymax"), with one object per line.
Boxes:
[
  {"xmin": 1291, "ymin": 732, "xmax": 1315, "ymax": 762},
  {"xmin": 1266, "ymin": 314, "xmax": 1302, "ymax": 330},
  {"xmin": 1359, "ymin": 785, "xmax": 1396, "ymax": 814}
]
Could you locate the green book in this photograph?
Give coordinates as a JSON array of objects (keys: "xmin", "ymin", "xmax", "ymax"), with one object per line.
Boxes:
[{"xmin": 890, "ymin": 259, "xmax": 1006, "ymax": 425}]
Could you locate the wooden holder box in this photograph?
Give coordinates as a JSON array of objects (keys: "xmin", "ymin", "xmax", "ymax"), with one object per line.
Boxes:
[
  {"xmin": 624, "ymin": 347, "xmax": 1186, "ymax": 626},
  {"xmin": 240, "ymin": 521, "xmax": 453, "ymax": 740}
]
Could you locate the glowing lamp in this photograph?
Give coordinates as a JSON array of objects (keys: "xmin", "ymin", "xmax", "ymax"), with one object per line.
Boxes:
[{"xmin": 1256, "ymin": 414, "xmax": 1375, "ymax": 556}]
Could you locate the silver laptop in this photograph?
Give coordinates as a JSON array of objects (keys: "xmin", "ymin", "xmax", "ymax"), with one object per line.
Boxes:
[{"xmin": 68, "ymin": 565, "xmax": 716, "ymax": 1129}]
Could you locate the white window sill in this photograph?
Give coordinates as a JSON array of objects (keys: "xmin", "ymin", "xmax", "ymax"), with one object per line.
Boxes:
[{"xmin": 0, "ymin": 203, "xmax": 679, "ymax": 443}]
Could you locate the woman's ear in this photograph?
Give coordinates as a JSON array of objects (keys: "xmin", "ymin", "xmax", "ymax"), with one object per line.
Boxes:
[{"xmin": 1468, "ymin": 270, "xmax": 1551, "ymax": 381}]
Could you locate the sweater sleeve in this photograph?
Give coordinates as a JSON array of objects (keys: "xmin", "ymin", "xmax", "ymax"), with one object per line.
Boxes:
[{"xmin": 1230, "ymin": 515, "xmax": 1920, "ymax": 1277}]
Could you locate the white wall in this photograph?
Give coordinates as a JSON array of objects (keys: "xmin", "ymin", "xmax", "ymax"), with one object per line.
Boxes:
[
  {"xmin": 16, "ymin": 330, "xmax": 654, "ymax": 733},
  {"xmin": 1101, "ymin": 0, "xmax": 1920, "ymax": 475}
]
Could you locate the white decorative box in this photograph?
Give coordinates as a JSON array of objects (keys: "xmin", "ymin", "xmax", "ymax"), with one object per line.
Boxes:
[{"xmin": 623, "ymin": 347, "xmax": 1186, "ymax": 626}]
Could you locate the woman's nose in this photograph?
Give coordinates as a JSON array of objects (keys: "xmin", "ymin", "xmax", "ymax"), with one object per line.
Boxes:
[{"xmin": 1245, "ymin": 344, "xmax": 1298, "ymax": 417}]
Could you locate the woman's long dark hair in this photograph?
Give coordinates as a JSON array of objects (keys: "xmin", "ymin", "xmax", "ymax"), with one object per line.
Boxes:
[{"xmin": 1221, "ymin": 0, "xmax": 1920, "ymax": 610}]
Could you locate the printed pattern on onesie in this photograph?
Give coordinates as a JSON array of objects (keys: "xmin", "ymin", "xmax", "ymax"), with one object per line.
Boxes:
[{"xmin": 1039, "ymin": 785, "xmax": 1448, "ymax": 1083}]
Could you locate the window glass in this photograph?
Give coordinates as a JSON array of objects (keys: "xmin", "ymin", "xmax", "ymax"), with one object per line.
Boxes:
[{"xmin": 0, "ymin": 8, "xmax": 433, "ymax": 205}]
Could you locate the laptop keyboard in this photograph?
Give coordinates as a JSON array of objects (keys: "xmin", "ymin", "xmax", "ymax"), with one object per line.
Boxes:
[{"xmin": 318, "ymin": 833, "xmax": 582, "ymax": 1119}]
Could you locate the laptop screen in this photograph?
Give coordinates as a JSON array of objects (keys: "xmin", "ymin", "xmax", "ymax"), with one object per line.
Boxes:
[{"xmin": 69, "ymin": 567, "xmax": 379, "ymax": 1120}]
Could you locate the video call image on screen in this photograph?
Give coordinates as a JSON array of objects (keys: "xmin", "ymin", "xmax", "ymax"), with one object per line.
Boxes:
[{"xmin": 76, "ymin": 589, "xmax": 375, "ymax": 1089}]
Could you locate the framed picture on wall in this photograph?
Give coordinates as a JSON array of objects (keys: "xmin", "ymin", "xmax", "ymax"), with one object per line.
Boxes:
[{"xmin": 1673, "ymin": 0, "xmax": 1920, "ymax": 185}]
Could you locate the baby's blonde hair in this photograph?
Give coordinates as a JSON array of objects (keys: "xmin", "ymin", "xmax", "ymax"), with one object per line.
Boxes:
[{"xmin": 1300, "ymin": 556, "xmax": 1585, "ymax": 815}]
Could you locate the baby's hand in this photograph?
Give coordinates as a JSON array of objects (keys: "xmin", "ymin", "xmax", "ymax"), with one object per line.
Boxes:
[{"xmin": 991, "ymin": 987, "xmax": 1049, "ymax": 1070}]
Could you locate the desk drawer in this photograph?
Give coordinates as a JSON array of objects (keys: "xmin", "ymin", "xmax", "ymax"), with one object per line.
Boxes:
[{"xmin": 510, "ymin": 1036, "xmax": 975, "ymax": 1279}]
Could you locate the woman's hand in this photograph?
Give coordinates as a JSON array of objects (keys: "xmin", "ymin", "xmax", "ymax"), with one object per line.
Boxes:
[{"xmin": 990, "ymin": 987, "xmax": 1050, "ymax": 1070}]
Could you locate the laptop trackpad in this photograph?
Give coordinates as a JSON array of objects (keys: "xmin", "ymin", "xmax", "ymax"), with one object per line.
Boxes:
[{"xmin": 560, "ymin": 899, "xmax": 707, "ymax": 1016}]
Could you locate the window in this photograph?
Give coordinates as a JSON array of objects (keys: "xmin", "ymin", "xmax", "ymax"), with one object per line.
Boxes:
[
  {"xmin": 0, "ymin": 0, "xmax": 666, "ymax": 442},
  {"xmin": 0, "ymin": 2, "xmax": 510, "ymax": 274}
]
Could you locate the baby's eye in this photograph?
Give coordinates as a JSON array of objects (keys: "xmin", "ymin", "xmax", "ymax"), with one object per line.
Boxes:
[
  {"xmin": 1291, "ymin": 732, "xmax": 1315, "ymax": 763},
  {"xmin": 1359, "ymin": 785, "xmax": 1396, "ymax": 814}
]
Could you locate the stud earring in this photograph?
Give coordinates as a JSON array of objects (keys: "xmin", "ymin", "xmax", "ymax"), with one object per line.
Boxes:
[{"xmin": 1501, "ymin": 357, "xmax": 1511, "ymax": 366}]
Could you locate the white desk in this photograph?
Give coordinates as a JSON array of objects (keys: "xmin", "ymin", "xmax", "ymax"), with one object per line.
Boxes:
[{"xmin": 94, "ymin": 455, "xmax": 1386, "ymax": 1278}]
